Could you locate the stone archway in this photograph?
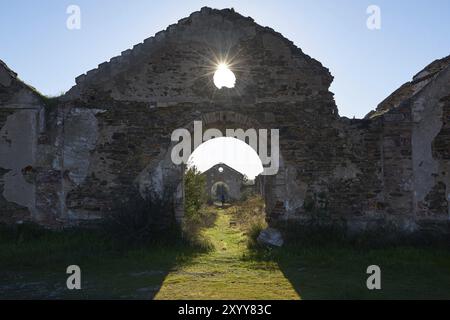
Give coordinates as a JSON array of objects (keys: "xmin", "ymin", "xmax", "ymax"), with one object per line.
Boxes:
[{"xmin": 134, "ymin": 110, "xmax": 299, "ymax": 224}]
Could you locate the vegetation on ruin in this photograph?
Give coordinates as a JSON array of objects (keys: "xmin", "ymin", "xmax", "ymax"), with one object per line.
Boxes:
[
  {"xmin": 104, "ymin": 188, "xmax": 181, "ymax": 248},
  {"xmin": 1, "ymin": 195, "xmax": 450, "ymax": 299},
  {"xmin": 183, "ymin": 167, "xmax": 208, "ymax": 227},
  {"xmin": 154, "ymin": 199, "xmax": 299, "ymax": 300}
]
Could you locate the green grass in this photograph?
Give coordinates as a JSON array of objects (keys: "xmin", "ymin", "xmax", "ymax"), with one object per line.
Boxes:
[
  {"xmin": 0, "ymin": 224, "xmax": 203, "ymax": 299},
  {"xmin": 247, "ymin": 243, "xmax": 450, "ymax": 300},
  {"xmin": 155, "ymin": 207, "xmax": 300, "ymax": 300},
  {"xmin": 1, "ymin": 201, "xmax": 450, "ymax": 300}
]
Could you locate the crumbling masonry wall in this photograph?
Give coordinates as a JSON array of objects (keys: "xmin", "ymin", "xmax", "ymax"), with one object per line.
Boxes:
[{"xmin": 1, "ymin": 7, "xmax": 449, "ymax": 233}]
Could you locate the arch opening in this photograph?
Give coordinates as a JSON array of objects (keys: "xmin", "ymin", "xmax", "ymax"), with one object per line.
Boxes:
[
  {"xmin": 187, "ymin": 136, "xmax": 264, "ymax": 180},
  {"xmin": 146, "ymin": 111, "xmax": 290, "ymax": 227},
  {"xmin": 184, "ymin": 136, "xmax": 265, "ymax": 214},
  {"xmin": 211, "ymin": 181, "xmax": 230, "ymax": 203}
]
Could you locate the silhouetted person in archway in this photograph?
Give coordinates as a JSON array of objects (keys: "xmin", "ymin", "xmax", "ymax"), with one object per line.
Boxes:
[{"xmin": 221, "ymin": 193, "xmax": 225, "ymax": 207}]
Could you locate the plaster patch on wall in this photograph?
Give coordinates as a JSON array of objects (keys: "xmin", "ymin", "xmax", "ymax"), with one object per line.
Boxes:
[
  {"xmin": 411, "ymin": 69, "xmax": 449, "ymax": 203},
  {"xmin": 63, "ymin": 108, "xmax": 102, "ymax": 186},
  {"xmin": 0, "ymin": 109, "xmax": 38, "ymax": 219},
  {"xmin": 0, "ymin": 109, "xmax": 37, "ymax": 169},
  {"xmin": 275, "ymin": 163, "xmax": 305, "ymax": 219},
  {"xmin": 3, "ymin": 169, "xmax": 36, "ymax": 217},
  {"xmin": 137, "ymin": 142, "xmax": 183, "ymax": 200}
]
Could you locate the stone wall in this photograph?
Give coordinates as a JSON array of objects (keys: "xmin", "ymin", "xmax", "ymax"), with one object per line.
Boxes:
[
  {"xmin": 1, "ymin": 7, "xmax": 449, "ymax": 234},
  {"xmin": 0, "ymin": 60, "xmax": 45, "ymax": 224},
  {"xmin": 363, "ymin": 57, "xmax": 450, "ymax": 232}
]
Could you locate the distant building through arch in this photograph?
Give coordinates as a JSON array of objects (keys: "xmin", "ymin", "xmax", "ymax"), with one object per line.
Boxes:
[{"xmin": 203, "ymin": 163, "xmax": 245, "ymax": 202}]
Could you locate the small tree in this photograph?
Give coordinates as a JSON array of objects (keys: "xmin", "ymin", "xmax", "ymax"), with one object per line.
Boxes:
[{"xmin": 184, "ymin": 166, "xmax": 207, "ymax": 221}]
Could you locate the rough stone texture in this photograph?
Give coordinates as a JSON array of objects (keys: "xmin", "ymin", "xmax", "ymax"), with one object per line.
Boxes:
[
  {"xmin": 362, "ymin": 54, "xmax": 450, "ymax": 232},
  {"xmin": 203, "ymin": 163, "xmax": 244, "ymax": 201},
  {"xmin": 1, "ymin": 7, "xmax": 449, "ymax": 234},
  {"xmin": 366, "ymin": 55, "xmax": 450, "ymax": 118}
]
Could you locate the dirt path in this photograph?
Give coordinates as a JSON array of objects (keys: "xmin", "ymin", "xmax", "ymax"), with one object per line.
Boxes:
[{"xmin": 154, "ymin": 208, "xmax": 300, "ymax": 300}]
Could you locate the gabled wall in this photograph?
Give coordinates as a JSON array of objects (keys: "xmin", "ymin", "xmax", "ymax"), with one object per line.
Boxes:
[{"xmin": 0, "ymin": 8, "xmax": 448, "ymax": 234}]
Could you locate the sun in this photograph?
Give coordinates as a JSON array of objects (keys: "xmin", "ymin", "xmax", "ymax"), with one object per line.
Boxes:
[{"xmin": 213, "ymin": 63, "xmax": 236, "ymax": 89}]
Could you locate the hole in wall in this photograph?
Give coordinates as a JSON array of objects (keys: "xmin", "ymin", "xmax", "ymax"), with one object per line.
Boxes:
[{"xmin": 213, "ymin": 63, "xmax": 236, "ymax": 89}]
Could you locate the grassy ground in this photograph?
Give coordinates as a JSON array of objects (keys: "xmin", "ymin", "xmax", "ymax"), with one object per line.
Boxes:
[
  {"xmin": 155, "ymin": 206, "xmax": 299, "ymax": 300},
  {"xmin": 259, "ymin": 242, "xmax": 450, "ymax": 299},
  {"xmin": 1, "ymin": 199, "xmax": 450, "ymax": 299},
  {"xmin": 0, "ymin": 226, "xmax": 202, "ymax": 299}
]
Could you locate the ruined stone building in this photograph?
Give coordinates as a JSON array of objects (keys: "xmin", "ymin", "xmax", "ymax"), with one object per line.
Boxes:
[
  {"xmin": 0, "ymin": 7, "xmax": 449, "ymax": 233},
  {"xmin": 203, "ymin": 163, "xmax": 244, "ymax": 202}
]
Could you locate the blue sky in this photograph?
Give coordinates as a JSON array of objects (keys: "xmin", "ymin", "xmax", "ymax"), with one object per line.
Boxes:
[{"xmin": 0, "ymin": 0, "xmax": 449, "ymax": 118}]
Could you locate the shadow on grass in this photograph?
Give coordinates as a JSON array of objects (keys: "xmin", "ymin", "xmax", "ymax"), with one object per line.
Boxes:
[
  {"xmin": 0, "ymin": 223, "xmax": 209, "ymax": 299},
  {"xmin": 247, "ymin": 223, "xmax": 450, "ymax": 300}
]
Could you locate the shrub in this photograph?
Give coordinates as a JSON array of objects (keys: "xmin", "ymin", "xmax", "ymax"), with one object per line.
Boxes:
[
  {"xmin": 104, "ymin": 187, "xmax": 179, "ymax": 247},
  {"xmin": 240, "ymin": 186, "xmax": 257, "ymax": 202},
  {"xmin": 182, "ymin": 167, "xmax": 214, "ymax": 249},
  {"xmin": 184, "ymin": 166, "xmax": 207, "ymax": 221},
  {"xmin": 226, "ymin": 195, "xmax": 268, "ymax": 248},
  {"xmin": 246, "ymin": 219, "xmax": 267, "ymax": 249}
]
